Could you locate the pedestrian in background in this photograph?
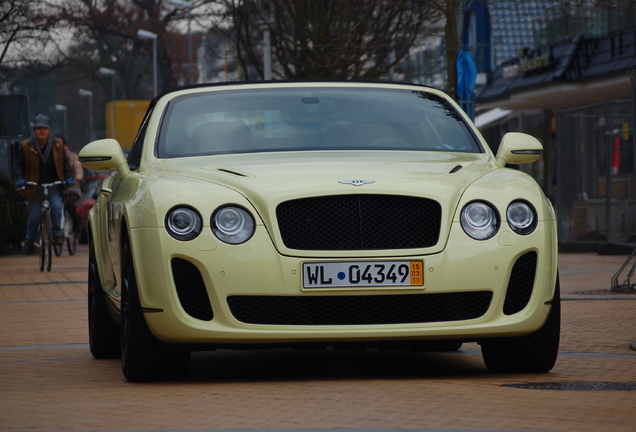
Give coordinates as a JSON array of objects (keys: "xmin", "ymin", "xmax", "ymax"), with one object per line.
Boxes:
[
  {"xmin": 14, "ymin": 114, "xmax": 75, "ymax": 255},
  {"xmin": 62, "ymin": 137, "xmax": 84, "ymax": 237},
  {"xmin": 63, "ymin": 137, "xmax": 84, "ymax": 184}
]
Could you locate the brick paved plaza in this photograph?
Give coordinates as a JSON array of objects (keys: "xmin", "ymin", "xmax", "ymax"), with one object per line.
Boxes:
[{"xmin": 1, "ymin": 247, "xmax": 635, "ymax": 432}]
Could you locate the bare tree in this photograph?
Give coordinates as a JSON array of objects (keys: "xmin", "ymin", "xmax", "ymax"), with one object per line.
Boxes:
[
  {"xmin": 222, "ymin": 0, "xmax": 442, "ymax": 81},
  {"xmin": 55, "ymin": 0, "xmax": 220, "ymax": 99},
  {"xmin": 0, "ymin": 0, "xmax": 57, "ymax": 66},
  {"xmin": 429, "ymin": 0, "xmax": 463, "ymax": 99}
]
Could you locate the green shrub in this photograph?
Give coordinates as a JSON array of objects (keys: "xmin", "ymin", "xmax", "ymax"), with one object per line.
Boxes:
[{"xmin": 0, "ymin": 170, "xmax": 28, "ymax": 253}]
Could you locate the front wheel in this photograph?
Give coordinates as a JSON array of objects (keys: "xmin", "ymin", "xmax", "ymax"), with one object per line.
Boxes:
[
  {"xmin": 88, "ymin": 234, "xmax": 120, "ymax": 359},
  {"xmin": 40, "ymin": 210, "xmax": 52, "ymax": 272},
  {"xmin": 54, "ymin": 211, "xmax": 66, "ymax": 257},
  {"xmin": 120, "ymin": 238, "xmax": 189, "ymax": 382},
  {"xmin": 63, "ymin": 210, "xmax": 77, "ymax": 255},
  {"xmin": 38, "ymin": 224, "xmax": 44, "ymax": 272},
  {"xmin": 481, "ymin": 276, "xmax": 561, "ymax": 373},
  {"xmin": 67, "ymin": 232, "xmax": 77, "ymax": 255}
]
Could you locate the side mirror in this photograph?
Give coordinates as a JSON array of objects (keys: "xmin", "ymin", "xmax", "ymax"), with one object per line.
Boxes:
[
  {"xmin": 495, "ymin": 132, "xmax": 543, "ymax": 167},
  {"xmin": 79, "ymin": 139, "xmax": 130, "ymax": 178}
]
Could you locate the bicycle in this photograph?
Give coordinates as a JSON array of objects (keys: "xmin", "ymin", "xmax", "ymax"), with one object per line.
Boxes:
[
  {"xmin": 19, "ymin": 180, "xmax": 63, "ymax": 272},
  {"xmin": 54, "ymin": 209, "xmax": 77, "ymax": 257}
]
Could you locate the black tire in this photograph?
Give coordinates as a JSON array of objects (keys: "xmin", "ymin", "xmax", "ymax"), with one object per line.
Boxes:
[
  {"xmin": 481, "ymin": 275, "xmax": 561, "ymax": 373},
  {"xmin": 53, "ymin": 211, "xmax": 65, "ymax": 257},
  {"xmin": 88, "ymin": 235, "xmax": 120, "ymax": 359},
  {"xmin": 67, "ymin": 232, "xmax": 77, "ymax": 255},
  {"xmin": 42, "ymin": 210, "xmax": 52, "ymax": 272},
  {"xmin": 120, "ymin": 239, "xmax": 189, "ymax": 382},
  {"xmin": 45, "ymin": 215, "xmax": 53, "ymax": 271},
  {"xmin": 79, "ymin": 228, "xmax": 88, "ymax": 245},
  {"xmin": 38, "ymin": 223, "xmax": 45, "ymax": 272}
]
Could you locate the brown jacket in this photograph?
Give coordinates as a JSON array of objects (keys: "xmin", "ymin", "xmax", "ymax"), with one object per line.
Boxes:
[{"xmin": 16, "ymin": 137, "xmax": 69, "ymax": 203}]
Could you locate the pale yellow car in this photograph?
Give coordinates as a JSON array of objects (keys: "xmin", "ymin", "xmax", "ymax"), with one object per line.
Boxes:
[{"xmin": 80, "ymin": 81, "xmax": 559, "ymax": 382}]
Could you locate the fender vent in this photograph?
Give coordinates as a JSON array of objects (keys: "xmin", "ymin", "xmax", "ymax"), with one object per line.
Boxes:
[
  {"xmin": 171, "ymin": 258, "xmax": 213, "ymax": 321},
  {"xmin": 503, "ymin": 251, "xmax": 538, "ymax": 315}
]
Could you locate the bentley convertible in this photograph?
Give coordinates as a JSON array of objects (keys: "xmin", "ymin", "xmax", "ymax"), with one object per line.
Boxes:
[{"xmin": 79, "ymin": 81, "xmax": 559, "ymax": 382}]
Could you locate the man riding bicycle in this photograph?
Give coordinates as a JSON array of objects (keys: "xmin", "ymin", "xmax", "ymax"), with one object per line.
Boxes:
[{"xmin": 15, "ymin": 114, "xmax": 75, "ymax": 255}]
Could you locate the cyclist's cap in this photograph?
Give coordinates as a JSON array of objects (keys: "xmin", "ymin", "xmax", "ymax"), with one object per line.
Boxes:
[{"xmin": 33, "ymin": 114, "xmax": 51, "ymax": 129}]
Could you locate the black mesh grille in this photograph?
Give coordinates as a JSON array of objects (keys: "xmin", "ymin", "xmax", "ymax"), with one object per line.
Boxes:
[
  {"xmin": 276, "ymin": 194, "xmax": 441, "ymax": 250},
  {"xmin": 171, "ymin": 258, "xmax": 213, "ymax": 321},
  {"xmin": 227, "ymin": 292, "xmax": 492, "ymax": 325},
  {"xmin": 503, "ymin": 252, "xmax": 538, "ymax": 315}
]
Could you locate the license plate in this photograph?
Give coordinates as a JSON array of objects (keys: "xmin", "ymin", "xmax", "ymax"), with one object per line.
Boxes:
[{"xmin": 303, "ymin": 261, "xmax": 424, "ymax": 288}]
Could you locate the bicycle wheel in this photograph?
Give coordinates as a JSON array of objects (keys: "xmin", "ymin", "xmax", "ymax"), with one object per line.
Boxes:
[
  {"xmin": 42, "ymin": 210, "xmax": 53, "ymax": 272},
  {"xmin": 55, "ymin": 211, "xmax": 68, "ymax": 257},
  {"xmin": 67, "ymin": 231, "xmax": 77, "ymax": 256},
  {"xmin": 63, "ymin": 210, "xmax": 77, "ymax": 255},
  {"xmin": 38, "ymin": 224, "xmax": 45, "ymax": 272}
]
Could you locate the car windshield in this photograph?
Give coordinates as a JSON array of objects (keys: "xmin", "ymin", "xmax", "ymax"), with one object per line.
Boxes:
[{"xmin": 156, "ymin": 87, "xmax": 482, "ymax": 158}]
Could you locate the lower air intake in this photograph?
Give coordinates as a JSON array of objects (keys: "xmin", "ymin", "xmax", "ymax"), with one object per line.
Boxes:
[{"xmin": 227, "ymin": 292, "xmax": 492, "ymax": 325}]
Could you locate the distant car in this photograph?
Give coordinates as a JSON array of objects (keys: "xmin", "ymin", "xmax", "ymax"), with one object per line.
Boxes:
[
  {"xmin": 80, "ymin": 81, "xmax": 559, "ymax": 382},
  {"xmin": 76, "ymin": 174, "xmax": 109, "ymax": 239}
]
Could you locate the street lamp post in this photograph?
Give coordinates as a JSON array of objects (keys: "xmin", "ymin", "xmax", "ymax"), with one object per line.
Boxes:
[
  {"xmin": 168, "ymin": 0, "xmax": 193, "ymax": 85},
  {"xmin": 257, "ymin": 21, "xmax": 272, "ymax": 80},
  {"xmin": 54, "ymin": 104, "xmax": 68, "ymax": 140},
  {"xmin": 99, "ymin": 67, "xmax": 118, "ymax": 141},
  {"xmin": 137, "ymin": 29, "xmax": 158, "ymax": 97},
  {"xmin": 78, "ymin": 89, "xmax": 93, "ymax": 142},
  {"xmin": 263, "ymin": 25, "xmax": 271, "ymax": 80}
]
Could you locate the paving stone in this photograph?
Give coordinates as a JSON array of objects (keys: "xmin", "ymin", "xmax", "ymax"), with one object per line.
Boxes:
[{"xmin": 1, "ymin": 247, "xmax": 635, "ymax": 432}]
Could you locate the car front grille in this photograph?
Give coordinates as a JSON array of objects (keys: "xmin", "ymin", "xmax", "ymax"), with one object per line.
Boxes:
[
  {"xmin": 171, "ymin": 258, "xmax": 214, "ymax": 321},
  {"xmin": 503, "ymin": 251, "xmax": 538, "ymax": 315},
  {"xmin": 227, "ymin": 291, "xmax": 492, "ymax": 325},
  {"xmin": 276, "ymin": 194, "xmax": 442, "ymax": 250}
]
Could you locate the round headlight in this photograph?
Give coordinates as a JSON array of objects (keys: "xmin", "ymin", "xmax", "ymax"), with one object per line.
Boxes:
[
  {"xmin": 165, "ymin": 206, "xmax": 202, "ymax": 241},
  {"xmin": 212, "ymin": 206, "xmax": 255, "ymax": 244},
  {"xmin": 460, "ymin": 201, "xmax": 499, "ymax": 240},
  {"xmin": 507, "ymin": 201, "xmax": 537, "ymax": 235}
]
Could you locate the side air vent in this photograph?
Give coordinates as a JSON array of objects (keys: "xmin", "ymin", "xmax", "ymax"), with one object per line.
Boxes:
[
  {"xmin": 503, "ymin": 252, "xmax": 538, "ymax": 315},
  {"xmin": 217, "ymin": 168, "xmax": 248, "ymax": 177},
  {"xmin": 171, "ymin": 258, "xmax": 214, "ymax": 321}
]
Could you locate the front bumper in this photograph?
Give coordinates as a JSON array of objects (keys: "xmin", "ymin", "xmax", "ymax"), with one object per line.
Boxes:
[{"xmin": 130, "ymin": 220, "xmax": 557, "ymax": 345}]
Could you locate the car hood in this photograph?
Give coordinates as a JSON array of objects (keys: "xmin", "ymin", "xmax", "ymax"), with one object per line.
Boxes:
[
  {"xmin": 159, "ymin": 150, "xmax": 494, "ymax": 202},
  {"xmin": 155, "ymin": 151, "xmax": 496, "ymax": 256}
]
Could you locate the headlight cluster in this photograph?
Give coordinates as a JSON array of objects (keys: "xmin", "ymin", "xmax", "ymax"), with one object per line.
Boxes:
[
  {"xmin": 165, "ymin": 205, "xmax": 255, "ymax": 244},
  {"xmin": 460, "ymin": 201, "xmax": 499, "ymax": 240},
  {"xmin": 506, "ymin": 201, "xmax": 537, "ymax": 235},
  {"xmin": 460, "ymin": 200, "xmax": 536, "ymax": 240},
  {"xmin": 212, "ymin": 206, "xmax": 255, "ymax": 244},
  {"xmin": 165, "ymin": 206, "xmax": 202, "ymax": 241}
]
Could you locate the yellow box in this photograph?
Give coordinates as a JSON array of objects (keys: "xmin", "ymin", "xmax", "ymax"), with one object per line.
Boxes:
[{"xmin": 105, "ymin": 100, "xmax": 150, "ymax": 149}]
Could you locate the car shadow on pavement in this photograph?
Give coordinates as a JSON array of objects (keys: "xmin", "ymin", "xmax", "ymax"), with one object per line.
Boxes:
[{"xmin": 185, "ymin": 347, "xmax": 489, "ymax": 383}]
